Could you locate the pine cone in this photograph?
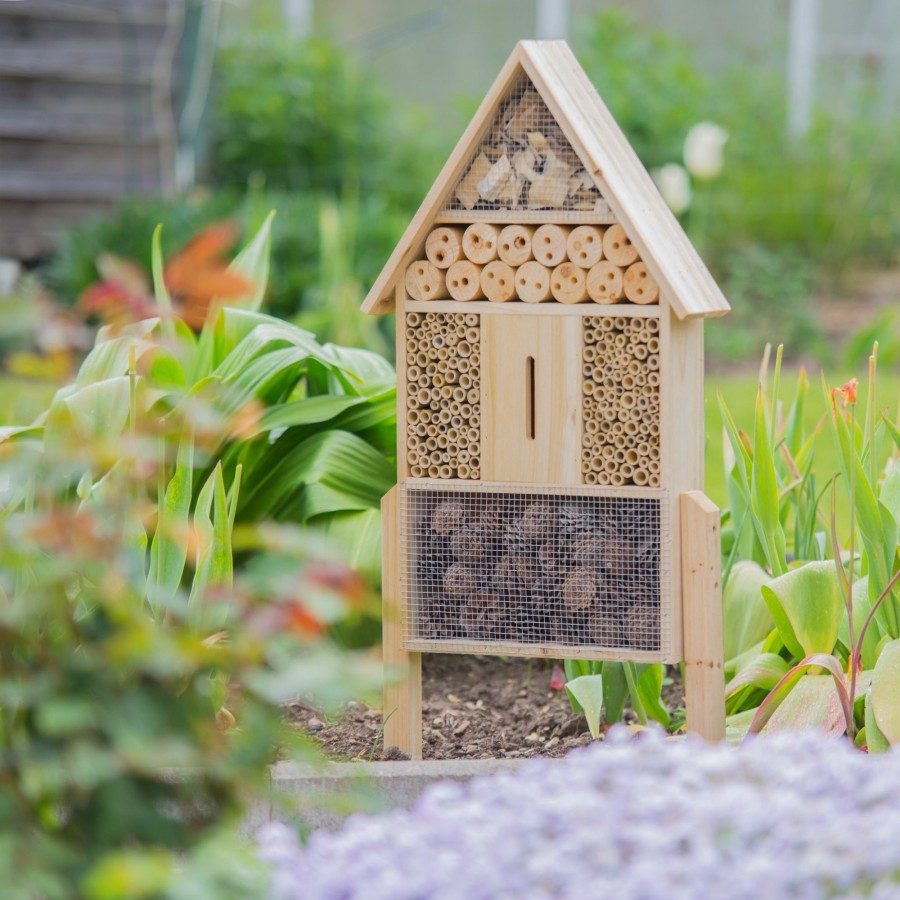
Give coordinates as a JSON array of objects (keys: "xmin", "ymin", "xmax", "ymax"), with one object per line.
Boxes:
[
  {"xmin": 586, "ymin": 610, "xmax": 624, "ymax": 647},
  {"xmin": 625, "ymin": 603, "xmax": 660, "ymax": 651},
  {"xmin": 537, "ymin": 540, "xmax": 561, "ymax": 572},
  {"xmin": 443, "ymin": 563, "xmax": 479, "ymax": 598},
  {"xmin": 450, "ymin": 525, "xmax": 486, "ymax": 563},
  {"xmin": 419, "ymin": 535, "xmax": 453, "ymax": 579},
  {"xmin": 558, "ymin": 505, "xmax": 592, "ymax": 538},
  {"xmin": 520, "ymin": 501, "xmax": 557, "ymax": 542},
  {"xmin": 503, "ymin": 520, "xmax": 529, "ymax": 554},
  {"xmin": 571, "ymin": 532, "xmax": 604, "ymax": 570},
  {"xmin": 562, "ymin": 568, "xmax": 597, "ymax": 611},
  {"xmin": 431, "ymin": 500, "xmax": 467, "ymax": 535}
]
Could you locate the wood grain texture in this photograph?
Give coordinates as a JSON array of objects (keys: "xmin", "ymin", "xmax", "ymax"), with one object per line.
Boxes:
[
  {"xmin": 382, "ymin": 486, "xmax": 423, "ymax": 758},
  {"xmin": 680, "ymin": 491, "xmax": 726, "ymax": 741},
  {"xmin": 403, "ymin": 638, "xmax": 667, "ymax": 664},
  {"xmin": 481, "ymin": 314, "xmax": 582, "ymax": 484}
]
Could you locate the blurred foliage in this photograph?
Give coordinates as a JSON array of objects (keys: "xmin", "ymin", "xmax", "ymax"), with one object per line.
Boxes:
[
  {"xmin": 705, "ymin": 245, "xmax": 822, "ymax": 362},
  {"xmin": 578, "ymin": 10, "xmax": 900, "ymax": 364},
  {"xmin": 0, "ymin": 374, "xmax": 379, "ymax": 900}
]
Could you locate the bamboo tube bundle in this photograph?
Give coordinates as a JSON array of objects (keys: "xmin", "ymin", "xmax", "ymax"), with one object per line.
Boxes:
[
  {"xmin": 580, "ymin": 316, "xmax": 661, "ymax": 486},
  {"xmin": 405, "ymin": 313, "xmax": 481, "ymax": 479}
]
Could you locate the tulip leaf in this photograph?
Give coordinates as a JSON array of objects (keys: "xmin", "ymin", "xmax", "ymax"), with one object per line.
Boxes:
[
  {"xmin": 725, "ymin": 653, "xmax": 789, "ymax": 697},
  {"xmin": 565, "ymin": 674, "xmax": 604, "ymax": 739},
  {"xmin": 762, "ymin": 561, "xmax": 843, "ymax": 660},
  {"xmin": 723, "ymin": 560, "xmax": 773, "ymax": 662},
  {"xmin": 870, "ymin": 638, "xmax": 900, "ymax": 746}
]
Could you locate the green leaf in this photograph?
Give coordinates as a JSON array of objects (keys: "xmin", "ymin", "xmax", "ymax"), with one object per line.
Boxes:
[
  {"xmin": 636, "ymin": 664, "xmax": 669, "ymax": 728},
  {"xmin": 223, "ymin": 210, "xmax": 275, "ymax": 313},
  {"xmin": 725, "ymin": 653, "xmax": 789, "ymax": 697},
  {"xmin": 762, "ymin": 561, "xmax": 844, "ymax": 659},
  {"xmin": 870, "ymin": 638, "xmax": 900, "ymax": 745},
  {"xmin": 565, "ymin": 674, "xmax": 604, "ymax": 739},
  {"xmin": 764, "ymin": 675, "xmax": 848, "ymax": 736},
  {"xmin": 45, "ymin": 377, "xmax": 133, "ymax": 449},
  {"xmin": 148, "ymin": 438, "xmax": 194, "ymax": 611},
  {"xmin": 601, "ymin": 662, "xmax": 628, "ymax": 724},
  {"xmin": 316, "ymin": 509, "xmax": 382, "ymax": 585},
  {"xmin": 748, "ymin": 653, "xmax": 851, "ymax": 735},
  {"xmin": 865, "ymin": 691, "xmax": 891, "ymax": 752},
  {"xmin": 723, "ymin": 560, "xmax": 773, "ymax": 662},
  {"xmin": 750, "ymin": 387, "xmax": 787, "ymax": 576},
  {"xmin": 188, "ymin": 463, "xmax": 234, "ymax": 619}
]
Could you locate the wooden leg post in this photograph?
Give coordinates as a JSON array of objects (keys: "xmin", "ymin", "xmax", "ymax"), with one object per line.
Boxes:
[
  {"xmin": 381, "ymin": 486, "xmax": 422, "ymax": 758},
  {"xmin": 680, "ymin": 491, "xmax": 726, "ymax": 741}
]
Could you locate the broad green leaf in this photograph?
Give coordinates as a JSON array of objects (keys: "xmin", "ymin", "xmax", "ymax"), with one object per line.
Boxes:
[
  {"xmin": 45, "ymin": 377, "xmax": 132, "ymax": 448},
  {"xmin": 870, "ymin": 638, "xmax": 900, "ymax": 745},
  {"xmin": 76, "ymin": 319, "xmax": 159, "ymax": 386},
  {"xmin": 764, "ymin": 675, "xmax": 847, "ymax": 736},
  {"xmin": 762, "ymin": 561, "xmax": 843, "ymax": 659},
  {"xmin": 565, "ymin": 674, "xmax": 604, "ymax": 739},
  {"xmin": 725, "ymin": 708, "xmax": 757, "ymax": 743},
  {"xmin": 723, "ymin": 561, "xmax": 773, "ymax": 661},
  {"xmin": 748, "ymin": 653, "xmax": 851, "ymax": 736},
  {"xmin": 835, "ymin": 576, "xmax": 882, "ymax": 671},
  {"xmin": 883, "ymin": 413, "xmax": 900, "ymax": 453},
  {"xmin": 148, "ymin": 438, "xmax": 194, "ymax": 610},
  {"xmin": 622, "ymin": 662, "xmax": 647, "ymax": 725},
  {"xmin": 636, "ymin": 664, "xmax": 669, "ymax": 728},
  {"xmin": 725, "ymin": 653, "xmax": 789, "ymax": 697},
  {"xmin": 317, "ymin": 509, "xmax": 382, "ymax": 585},
  {"xmin": 601, "ymin": 662, "xmax": 628, "ymax": 724},
  {"xmin": 865, "ymin": 692, "xmax": 891, "ymax": 752},
  {"xmin": 188, "ymin": 464, "xmax": 233, "ymax": 619},
  {"xmin": 222, "ymin": 210, "xmax": 275, "ymax": 313}
]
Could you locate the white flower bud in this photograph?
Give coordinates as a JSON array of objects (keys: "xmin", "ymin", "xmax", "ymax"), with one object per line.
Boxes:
[
  {"xmin": 653, "ymin": 163, "xmax": 692, "ymax": 215},
  {"xmin": 683, "ymin": 121, "xmax": 728, "ymax": 180}
]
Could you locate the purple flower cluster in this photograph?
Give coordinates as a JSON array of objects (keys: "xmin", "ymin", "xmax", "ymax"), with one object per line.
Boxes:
[{"xmin": 258, "ymin": 729, "xmax": 900, "ymax": 899}]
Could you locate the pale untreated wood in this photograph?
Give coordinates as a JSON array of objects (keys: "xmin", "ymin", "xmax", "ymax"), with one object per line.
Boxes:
[
  {"xmin": 498, "ymin": 224, "xmax": 535, "ymax": 266},
  {"xmin": 481, "ymin": 260, "xmax": 517, "ymax": 302},
  {"xmin": 680, "ymin": 491, "xmax": 726, "ymax": 741},
  {"xmin": 481, "ymin": 314, "xmax": 581, "ymax": 484},
  {"xmin": 550, "ymin": 262, "xmax": 589, "ymax": 304},
  {"xmin": 566, "ymin": 224, "xmax": 605, "ymax": 268},
  {"xmin": 403, "ymin": 638, "xmax": 670, "ymax": 665},
  {"xmin": 462, "ymin": 222, "xmax": 500, "ymax": 264},
  {"xmin": 532, "ymin": 223, "xmax": 569, "ymax": 267},
  {"xmin": 405, "ymin": 260, "xmax": 446, "ymax": 301},
  {"xmin": 602, "ymin": 223, "xmax": 639, "ymax": 267},
  {"xmin": 406, "ymin": 299, "xmax": 661, "ymax": 316},
  {"xmin": 426, "ymin": 226, "xmax": 465, "ymax": 269},
  {"xmin": 586, "ymin": 261, "xmax": 624, "ymax": 303},
  {"xmin": 382, "ymin": 485, "xmax": 423, "ymax": 758},
  {"xmin": 623, "ymin": 262, "xmax": 660, "ymax": 304},
  {"xmin": 446, "ymin": 260, "xmax": 485, "ymax": 301},
  {"xmin": 516, "ymin": 260, "xmax": 553, "ymax": 303},
  {"xmin": 436, "ymin": 207, "xmax": 617, "ymax": 225}
]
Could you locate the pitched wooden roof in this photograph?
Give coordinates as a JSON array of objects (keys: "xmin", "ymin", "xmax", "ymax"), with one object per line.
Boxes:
[{"xmin": 361, "ymin": 41, "xmax": 730, "ymax": 320}]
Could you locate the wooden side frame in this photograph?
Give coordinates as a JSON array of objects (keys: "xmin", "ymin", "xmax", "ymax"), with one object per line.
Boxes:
[
  {"xmin": 681, "ymin": 490, "xmax": 726, "ymax": 741},
  {"xmin": 381, "ymin": 485, "xmax": 422, "ymax": 758}
]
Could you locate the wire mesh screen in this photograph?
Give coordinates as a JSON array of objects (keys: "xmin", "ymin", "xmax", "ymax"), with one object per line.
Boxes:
[
  {"xmin": 582, "ymin": 316, "xmax": 660, "ymax": 487},
  {"xmin": 401, "ymin": 485, "xmax": 672, "ymax": 658},
  {"xmin": 443, "ymin": 75, "xmax": 611, "ymax": 217},
  {"xmin": 405, "ymin": 312, "xmax": 481, "ymax": 479}
]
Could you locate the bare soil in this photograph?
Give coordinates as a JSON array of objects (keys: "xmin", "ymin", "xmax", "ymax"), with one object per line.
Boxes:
[{"xmin": 287, "ymin": 654, "xmax": 685, "ymax": 761}]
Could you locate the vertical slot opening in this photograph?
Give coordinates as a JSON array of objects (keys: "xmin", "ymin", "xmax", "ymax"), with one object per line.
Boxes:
[{"xmin": 526, "ymin": 355, "xmax": 536, "ymax": 440}]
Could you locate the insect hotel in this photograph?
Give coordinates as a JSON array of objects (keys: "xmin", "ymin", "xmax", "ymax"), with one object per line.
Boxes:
[{"xmin": 362, "ymin": 42, "xmax": 730, "ymax": 756}]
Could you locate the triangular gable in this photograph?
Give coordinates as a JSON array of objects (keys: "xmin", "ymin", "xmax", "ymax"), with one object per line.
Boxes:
[
  {"xmin": 442, "ymin": 75, "xmax": 612, "ymax": 218},
  {"xmin": 361, "ymin": 41, "xmax": 729, "ymax": 320}
]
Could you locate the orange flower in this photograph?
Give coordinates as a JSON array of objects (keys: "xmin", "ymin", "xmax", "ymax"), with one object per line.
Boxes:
[{"xmin": 832, "ymin": 378, "xmax": 858, "ymax": 411}]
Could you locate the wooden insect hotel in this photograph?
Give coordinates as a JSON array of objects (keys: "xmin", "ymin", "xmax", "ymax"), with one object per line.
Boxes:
[{"xmin": 363, "ymin": 42, "xmax": 731, "ymax": 756}]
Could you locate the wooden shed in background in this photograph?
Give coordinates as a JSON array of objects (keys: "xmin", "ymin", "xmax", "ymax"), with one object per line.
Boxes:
[{"xmin": 0, "ymin": 0, "xmax": 211, "ymax": 261}]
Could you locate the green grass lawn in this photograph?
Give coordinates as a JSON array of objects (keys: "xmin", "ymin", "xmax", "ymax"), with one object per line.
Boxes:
[{"xmin": 705, "ymin": 367, "xmax": 900, "ymax": 513}]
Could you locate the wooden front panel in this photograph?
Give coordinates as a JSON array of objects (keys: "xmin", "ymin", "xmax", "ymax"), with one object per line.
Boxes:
[{"xmin": 481, "ymin": 313, "xmax": 581, "ymax": 484}]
